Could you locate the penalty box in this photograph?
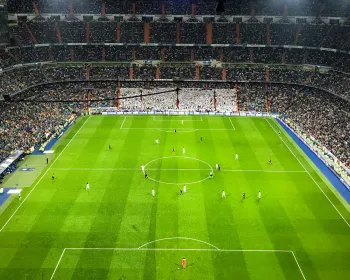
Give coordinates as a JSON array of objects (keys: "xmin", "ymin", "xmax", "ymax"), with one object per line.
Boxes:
[
  {"xmin": 50, "ymin": 248, "xmax": 306, "ymax": 280},
  {"xmin": 120, "ymin": 115, "xmax": 236, "ymax": 132}
]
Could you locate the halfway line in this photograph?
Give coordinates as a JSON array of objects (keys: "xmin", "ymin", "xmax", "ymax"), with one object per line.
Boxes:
[{"xmin": 50, "ymin": 167, "xmax": 306, "ymax": 173}]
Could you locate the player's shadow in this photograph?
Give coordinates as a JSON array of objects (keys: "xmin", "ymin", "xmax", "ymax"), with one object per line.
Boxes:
[
  {"xmin": 255, "ymin": 194, "xmax": 267, "ymax": 205},
  {"xmin": 174, "ymin": 262, "xmax": 194, "ymax": 269},
  {"xmin": 146, "ymin": 192, "xmax": 156, "ymax": 197},
  {"xmin": 131, "ymin": 225, "xmax": 139, "ymax": 232},
  {"xmin": 174, "ymin": 263, "xmax": 182, "ymax": 268},
  {"xmin": 218, "ymin": 193, "xmax": 231, "ymax": 201},
  {"xmin": 240, "ymin": 194, "xmax": 252, "ymax": 205}
]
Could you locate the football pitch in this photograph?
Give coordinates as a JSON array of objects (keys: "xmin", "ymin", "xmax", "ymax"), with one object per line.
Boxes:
[{"xmin": 0, "ymin": 115, "xmax": 349, "ymax": 280}]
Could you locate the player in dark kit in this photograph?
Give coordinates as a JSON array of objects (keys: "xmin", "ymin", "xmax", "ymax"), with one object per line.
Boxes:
[
  {"xmin": 180, "ymin": 189, "xmax": 183, "ymax": 195},
  {"xmin": 52, "ymin": 174, "xmax": 55, "ymax": 181},
  {"xmin": 268, "ymin": 159, "xmax": 272, "ymax": 164},
  {"xmin": 144, "ymin": 172, "xmax": 148, "ymax": 178},
  {"xmin": 175, "ymin": 129, "xmax": 177, "ymax": 133},
  {"xmin": 172, "ymin": 148, "xmax": 175, "ymax": 152},
  {"xmin": 200, "ymin": 136, "xmax": 203, "ymax": 142},
  {"xmin": 242, "ymin": 192, "xmax": 246, "ymax": 199},
  {"xmin": 46, "ymin": 157, "xmax": 49, "ymax": 164},
  {"xmin": 108, "ymin": 145, "xmax": 112, "ymax": 150}
]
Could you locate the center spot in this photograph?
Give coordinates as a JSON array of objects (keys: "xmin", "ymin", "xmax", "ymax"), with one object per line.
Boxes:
[{"xmin": 145, "ymin": 156, "xmax": 213, "ymax": 185}]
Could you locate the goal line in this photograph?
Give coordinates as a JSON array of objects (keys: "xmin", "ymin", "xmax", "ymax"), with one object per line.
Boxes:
[{"xmin": 153, "ymin": 116, "xmax": 203, "ymax": 122}]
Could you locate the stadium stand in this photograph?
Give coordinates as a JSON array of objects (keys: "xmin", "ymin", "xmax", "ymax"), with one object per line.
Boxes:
[{"xmin": 1, "ymin": 0, "xmax": 350, "ymax": 169}]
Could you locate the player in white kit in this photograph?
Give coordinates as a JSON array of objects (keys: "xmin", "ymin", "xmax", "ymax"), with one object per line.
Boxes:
[
  {"xmin": 258, "ymin": 191, "xmax": 261, "ymax": 200},
  {"xmin": 152, "ymin": 188, "xmax": 155, "ymax": 197},
  {"xmin": 141, "ymin": 165, "xmax": 145, "ymax": 174},
  {"xmin": 183, "ymin": 185, "xmax": 187, "ymax": 193},
  {"xmin": 235, "ymin": 153, "xmax": 239, "ymax": 160},
  {"xmin": 182, "ymin": 147, "xmax": 185, "ymax": 154},
  {"xmin": 86, "ymin": 182, "xmax": 90, "ymax": 190},
  {"xmin": 155, "ymin": 139, "xmax": 159, "ymax": 144},
  {"xmin": 222, "ymin": 190, "xmax": 226, "ymax": 198}
]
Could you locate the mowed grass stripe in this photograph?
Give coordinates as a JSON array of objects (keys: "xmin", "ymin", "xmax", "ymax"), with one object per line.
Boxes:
[
  {"xmin": 258, "ymin": 197, "xmax": 320, "ymax": 280},
  {"xmin": 231, "ymin": 118, "xmax": 265, "ymax": 170},
  {"xmin": 69, "ymin": 117, "xmax": 141, "ymax": 279},
  {"xmin": 253, "ymin": 118, "xmax": 302, "ymax": 171},
  {"xmin": 154, "ymin": 118, "xmax": 181, "ymax": 278},
  {"xmin": 200, "ymin": 118, "xmax": 250, "ymax": 278},
  {"xmin": 141, "ymin": 122, "xmax": 173, "ymax": 279},
  {"xmin": 57, "ymin": 117, "xmax": 118, "ymax": 279},
  {"xmin": 221, "ymin": 118, "xmax": 291, "ymax": 278}
]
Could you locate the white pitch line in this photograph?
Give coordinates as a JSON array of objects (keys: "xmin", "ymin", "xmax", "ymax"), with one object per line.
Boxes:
[
  {"xmin": 50, "ymin": 167, "xmax": 306, "ymax": 173},
  {"xmin": 266, "ymin": 118, "xmax": 350, "ymax": 228},
  {"xmin": 120, "ymin": 116, "xmax": 126, "ymax": 129},
  {"xmin": 50, "ymin": 247, "xmax": 299, "ymax": 280},
  {"xmin": 153, "ymin": 120, "xmax": 203, "ymax": 122},
  {"xmin": 222, "ymin": 169, "xmax": 306, "ymax": 173},
  {"xmin": 229, "ymin": 118, "xmax": 236, "ymax": 130},
  {"xmin": 65, "ymin": 248, "xmax": 292, "ymax": 253},
  {"xmin": 291, "ymin": 251, "xmax": 307, "ymax": 280},
  {"xmin": 0, "ymin": 116, "xmax": 91, "ymax": 233},
  {"xmin": 49, "ymin": 248, "xmax": 66, "ymax": 280},
  {"xmin": 152, "ymin": 116, "xmax": 203, "ymax": 122},
  {"xmin": 138, "ymin": 237, "xmax": 220, "ymax": 250},
  {"xmin": 121, "ymin": 127, "xmax": 235, "ymax": 132},
  {"xmin": 50, "ymin": 168, "xmax": 213, "ymax": 171}
]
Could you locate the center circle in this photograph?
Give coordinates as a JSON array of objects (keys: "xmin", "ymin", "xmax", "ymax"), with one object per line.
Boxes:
[{"xmin": 144, "ymin": 156, "xmax": 213, "ymax": 185}]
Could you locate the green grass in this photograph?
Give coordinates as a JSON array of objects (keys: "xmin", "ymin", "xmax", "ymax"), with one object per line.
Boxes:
[{"xmin": 0, "ymin": 115, "xmax": 349, "ymax": 280}]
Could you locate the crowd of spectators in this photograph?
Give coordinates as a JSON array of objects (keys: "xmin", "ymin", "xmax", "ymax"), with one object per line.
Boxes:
[
  {"xmin": 9, "ymin": 21, "xmax": 350, "ymax": 52},
  {"xmin": 5, "ymin": 19, "xmax": 350, "ymax": 75},
  {"xmin": 7, "ymin": 0, "xmax": 350, "ymax": 17},
  {"xmin": 0, "ymin": 99, "xmax": 81, "ymax": 163},
  {"xmin": 3, "ymin": 45, "xmax": 350, "ymax": 73},
  {"xmin": 1, "ymin": 65, "xmax": 350, "ymax": 101},
  {"xmin": 1, "ymin": 65, "xmax": 349, "ymax": 166}
]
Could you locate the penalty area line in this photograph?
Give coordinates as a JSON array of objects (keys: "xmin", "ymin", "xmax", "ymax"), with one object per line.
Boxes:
[
  {"xmin": 49, "ymin": 248, "xmax": 66, "ymax": 280},
  {"xmin": 291, "ymin": 251, "xmax": 307, "ymax": 280},
  {"xmin": 0, "ymin": 116, "xmax": 91, "ymax": 233},
  {"xmin": 50, "ymin": 247, "xmax": 305, "ymax": 280},
  {"xmin": 229, "ymin": 118, "xmax": 236, "ymax": 130},
  {"xmin": 120, "ymin": 116, "xmax": 126, "ymax": 129}
]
